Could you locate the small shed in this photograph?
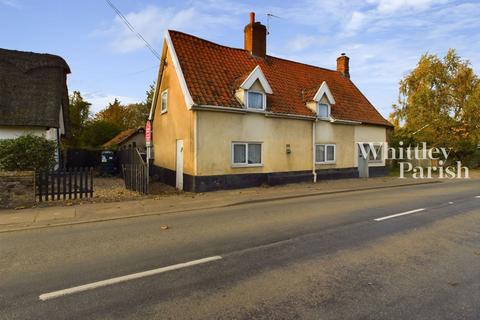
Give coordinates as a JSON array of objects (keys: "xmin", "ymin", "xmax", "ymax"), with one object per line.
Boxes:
[{"xmin": 102, "ymin": 127, "xmax": 146, "ymax": 151}]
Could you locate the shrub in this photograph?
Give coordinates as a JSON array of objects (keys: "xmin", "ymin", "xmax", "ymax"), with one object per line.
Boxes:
[{"xmin": 0, "ymin": 134, "xmax": 56, "ymax": 171}]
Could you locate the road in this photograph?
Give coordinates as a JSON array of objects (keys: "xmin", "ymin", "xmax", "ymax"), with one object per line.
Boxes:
[{"xmin": 1, "ymin": 179, "xmax": 479, "ymax": 319}]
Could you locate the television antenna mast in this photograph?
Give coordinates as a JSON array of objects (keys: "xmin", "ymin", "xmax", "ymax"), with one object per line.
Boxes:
[{"xmin": 266, "ymin": 13, "xmax": 281, "ymax": 35}]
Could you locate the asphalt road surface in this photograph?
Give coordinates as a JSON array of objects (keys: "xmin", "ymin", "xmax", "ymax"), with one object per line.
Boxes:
[{"xmin": 1, "ymin": 179, "xmax": 479, "ymax": 319}]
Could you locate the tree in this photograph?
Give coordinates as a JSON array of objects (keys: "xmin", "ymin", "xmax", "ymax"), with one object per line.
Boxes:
[
  {"xmin": 390, "ymin": 49, "xmax": 480, "ymax": 158},
  {"xmin": 67, "ymin": 91, "xmax": 91, "ymax": 147},
  {"xmin": 95, "ymin": 99, "xmax": 128, "ymax": 129},
  {"xmin": 79, "ymin": 121, "xmax": 123, "ymax": 148},
  {"xmin": 0, "ymin": 135, "xmax": 56, "ymax": 171},
  {"xmin": 122, "ymin": 82, "xmax": 155, "ymax": 128}
]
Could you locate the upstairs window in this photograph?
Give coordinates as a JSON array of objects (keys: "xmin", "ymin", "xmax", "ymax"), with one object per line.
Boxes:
[
  {"xmin": 247, "ymin": 91, "xmax": 265, "ymax": 110},
  {"xmin": 315, "ymin": 144, "xmax": 336, "ymax": 164},
  {"xmin": 232, "ymin": 142, "xmax": 262, "ymax": 166},
  {"xmin": 161, "ymin": 90, "xmax": 168, "ymax": 113},
  {"xmin": 317, "ymin": 103, "xmax": 329, "ymax": 118}
]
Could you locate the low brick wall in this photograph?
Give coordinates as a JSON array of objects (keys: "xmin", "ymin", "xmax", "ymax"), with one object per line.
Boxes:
[{"xmin": 0, "ymin": 171, "xmax": 35, "ymax": 209}]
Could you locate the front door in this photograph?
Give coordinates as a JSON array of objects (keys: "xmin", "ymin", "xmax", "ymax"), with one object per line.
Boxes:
[
  {"xmin": 176, "ymin": 140, "xmax": 184, "ymax": 190},
  {"xmin": 358, "ymin": 144, "xmax": 369, "ymax": 178}
]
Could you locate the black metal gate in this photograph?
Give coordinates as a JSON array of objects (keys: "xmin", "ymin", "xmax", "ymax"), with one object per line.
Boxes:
[{"xmin": 118, "ymin": 149, "xmax": 149, "ymax": 194}]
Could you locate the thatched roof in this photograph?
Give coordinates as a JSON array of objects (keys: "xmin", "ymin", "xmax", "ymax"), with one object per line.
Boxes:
[{"xmin": 0, "ymin": 48, "xmax": 70, "ymax": 129}]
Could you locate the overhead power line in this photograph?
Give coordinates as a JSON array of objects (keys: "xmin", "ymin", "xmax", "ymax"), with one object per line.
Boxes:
[{"xmin": 104, "ymin": 0, "xmax": 161, "ymax": 60}]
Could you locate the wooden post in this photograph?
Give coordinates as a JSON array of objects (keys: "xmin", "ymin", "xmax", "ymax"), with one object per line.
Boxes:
[
  {"xmin": 74, "ymin": 168, "xmax": 78, "ymax": 199},
  {"xmin": 69, "ymin": 169, "xmax": 72, "ymax": 199},
  {"xmin": 79, "ymin": 167, "xmax": 84, "ymax": 199},
  {"xmin": 63, "ymin": 170, "xmax": 67, "ymax": 200},
  {"xmin": 89, "ymin": 168, "xmax": 93, "ymax": 198}
]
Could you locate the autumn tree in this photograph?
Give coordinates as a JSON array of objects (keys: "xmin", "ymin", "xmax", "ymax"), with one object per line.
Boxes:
[
  {"xmin": 67, "ymin": 91, "xmax": 91, "ymax": 147},
  {"xmin": 390, "ymin": 49, "xmax": 480, "ymax": 159},
  {"xmin": 95, "ymin": 99, "xmax": 129, "ymax": 129}
]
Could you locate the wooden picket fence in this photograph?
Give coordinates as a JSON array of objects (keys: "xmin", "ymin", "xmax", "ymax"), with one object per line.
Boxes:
[{"xmin": 36, "ymin": 168, "xmax": 94, "ymax": 202}]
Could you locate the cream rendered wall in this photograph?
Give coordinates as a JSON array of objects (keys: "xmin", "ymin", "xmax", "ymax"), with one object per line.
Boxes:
[
  {"xmin": 315, "ymin": 121, "xmax": 356, "ymax": 169},
  {"xmin": 196, "ymin": 111, "xmax": 312, "ymax": 176},
  {"xmin": 196, "ymin": 112, "xmax": 387, "ymax": 176},
  {"xmin": 354, "ymin": 125, "xmax": 387, "ymax": 167},
  {"xmin": 152, "ymin": 45, "xmax": 195, "ymax": 175}
]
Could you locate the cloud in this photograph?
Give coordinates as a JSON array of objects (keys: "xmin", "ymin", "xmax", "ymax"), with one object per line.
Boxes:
[
  {"xmin": 83, "ymin": 92, "xmax": 141, "ymax": 114},
  {"xmin": 287, "ymin": 35, "xmax": 319, "ymax": 52},
  {"xmin": 0, "ymin": 0, "xmax": 21, "ymax": 8},
  {"xmin": 96, "ymin": 5, "xmax": 234, "ymax": 54},
  {"xmin": 346, "ymin": 11, "xmax": 367, "ymax": 33},
  {"xmin": 367, "ymin": 0, "xmax": 447, "ymax": 14}
]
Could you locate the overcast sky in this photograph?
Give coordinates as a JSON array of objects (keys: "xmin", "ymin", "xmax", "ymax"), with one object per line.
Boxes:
[{"xmin": 1, "ymin": 0, "xmax": 479, "ymax": 117}]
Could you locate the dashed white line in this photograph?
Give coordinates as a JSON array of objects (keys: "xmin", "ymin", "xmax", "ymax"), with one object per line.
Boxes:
[
  {"xmin": 39, "ymin": 256, "xmax": 222, "ymax": 301},
  {"xmin": 448, "ymin": 201, "xmax": 454, "ymax": 204},
  {"xmin": 374, "ymin": 208, "xmax": 426, "ymax": 222},
  {"xmin": 475, "ymin": 196, "xmax": 480, "ymax": 199}
]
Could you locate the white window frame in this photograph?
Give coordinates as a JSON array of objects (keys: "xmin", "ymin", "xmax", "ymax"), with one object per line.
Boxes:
[
  {"xmin": 368, "ymin": 143, "xmax": 383, "ymax": 163},
  {"xmin": 161, "ymin": 89, "xmax": 168, "ymax": 114},
  {"xmin": 231, "ymin": 142, "xmax": 263, "ymax": 167},
  {"xmin": 315, "ymin": 143, "xmax": 336, "ymax": 164},
  {"xmin": 317, "ymin": 102, "xmax": 330, "ymax": 119},
  {"xmin": 246, "ymin": 90, "xmax": 266, "ymax": 111}
]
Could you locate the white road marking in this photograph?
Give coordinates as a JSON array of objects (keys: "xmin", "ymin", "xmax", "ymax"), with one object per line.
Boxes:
[
  {"xmin": 39, "ymin": 256, "xmax": 222, "ymax": 301},
  {"xmin": 374, "ymin": 208, "xmax": 426, "ymax": 222},
  {"xmin": 475, "ymin": 196, "xmax": 480, "ymax": 198},
  {"xmin": 448, "ymin": 202, "xmax": 454, "ymax": 204}
]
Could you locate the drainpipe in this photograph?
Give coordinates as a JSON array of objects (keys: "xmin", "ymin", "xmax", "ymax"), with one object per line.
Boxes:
[{"xmin": 312, "ymin": 119, "xmax": 317, "ymax": 183}]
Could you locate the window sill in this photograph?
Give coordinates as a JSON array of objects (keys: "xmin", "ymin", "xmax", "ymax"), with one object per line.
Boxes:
[
  {"xmin": 231, "ymin": 164, "xmax": 264, "ymax": 168},
  {"xmin": 161, "ymin": 109, "xmax": 168, "ymax": 114},
  {"xmin": 245, "ymin": 108, "xmax": 266, "ymax": 113},
  {"xmin": 315, "ymin": 161, "xmax": 336, "ymax": 165}
]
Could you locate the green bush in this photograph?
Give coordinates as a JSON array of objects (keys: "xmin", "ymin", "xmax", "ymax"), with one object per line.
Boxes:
[{"xmin": 0, "ymin": 135, "xmax": 56, "ymax": 171}]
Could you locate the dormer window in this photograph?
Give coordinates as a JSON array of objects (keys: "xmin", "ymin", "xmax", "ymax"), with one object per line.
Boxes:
[
  {"xmin": 310, "ymin": 81, "xmax": 335, "ymax": 119},
  {"xmin": 317, "ymin": 103, "xmax": 329, "ymax": 118},
  {"xmin": 247, "ymin": 91, "xmax": 265, "ymax": 110},
  {"xmin": 238, "ymin": 65, "xmax": 272, "ymax": 111}
]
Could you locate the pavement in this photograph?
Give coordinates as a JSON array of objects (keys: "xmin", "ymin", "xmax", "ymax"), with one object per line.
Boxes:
[
  {"xmin": 1, "ymin": 178, "xmax": 479, "ymax": 319},
  {"xmin": 0, "ymin": 176, "xmax": 448, "ymax": 232}
]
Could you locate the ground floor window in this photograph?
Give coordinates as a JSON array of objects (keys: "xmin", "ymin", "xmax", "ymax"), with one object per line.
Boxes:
[
  {"xmin": 368, "ymin": 144, "xmax": 383, "ymax": 162},
  {"xmin": 232, "ymin": 142, "xmax": 262, "ymax": 166},
  {"xmin": 316, "ymin": 144, "xmax": 336, "ymax": 164}
]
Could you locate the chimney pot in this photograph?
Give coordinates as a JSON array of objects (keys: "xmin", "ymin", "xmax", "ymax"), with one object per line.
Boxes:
[
  {"xmin": 337, "ymin": 53, "xmax": 350, "ymax": 79},
  {"xmin": 244, "ymin": 12, "xmax": 267, "ymax": 58}
]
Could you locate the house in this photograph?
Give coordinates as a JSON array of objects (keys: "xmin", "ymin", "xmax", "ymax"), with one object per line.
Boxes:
[
  {"xmin": 0, "ymin": 48, "xmax": 70, "ymax": 166},
  {"xmin": 149, "ymin": 12, "xmax": 392, "ymax": 192},
  {"xmin": 102, "ymin": 127, "xmax": 146, "ymax": 152}
]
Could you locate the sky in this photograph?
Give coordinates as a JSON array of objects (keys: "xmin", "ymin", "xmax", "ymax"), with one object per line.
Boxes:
[{"xmin": 1, "ymin": 0, "xmax": 479, "ymax": 118}]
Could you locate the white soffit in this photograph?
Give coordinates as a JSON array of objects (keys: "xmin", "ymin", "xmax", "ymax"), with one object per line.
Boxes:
[
  {"xmin": 313, "ymin": 81, "xmax": 335, "ymax": 104},
  {"xmin": 239, "ymin": 65, "xmax": 273, "ymax": 94}
]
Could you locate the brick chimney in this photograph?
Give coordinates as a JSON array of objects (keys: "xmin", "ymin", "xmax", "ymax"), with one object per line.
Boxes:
[
  {"xmin": 244, "ymin": 12, "xmax": 267, "ymax": 58},
  {"xmin": 336, "ymin": 53, "xmax": 350, "ymax": 78}
]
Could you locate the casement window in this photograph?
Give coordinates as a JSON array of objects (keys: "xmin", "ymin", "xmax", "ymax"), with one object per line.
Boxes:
[
  {"xmin": 161, "ymin": 90, "xmax": 168, "ymax": 113},
  {"xmin": 246, "ymin": 91, "xmax": 265, "ymax": 110},
  {"xmin": 232, "ymin": 142, "xmax": 262, "ymax": 166},
  {"xmin": 317, "ymin": 103, "xmax": 330, "ymax": 119},
  {"xmin": 368, "ymin": 144, "xmax": 383, "ymax": 162},
  {"xmin": 315, "ymin": 144, "xmax": 336, "ymax": 164}
]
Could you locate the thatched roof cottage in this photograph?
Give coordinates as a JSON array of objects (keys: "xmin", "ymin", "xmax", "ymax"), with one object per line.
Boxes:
[{"xmin": 0, "ymin": 48, "xmax": 71, "ymax": 165}]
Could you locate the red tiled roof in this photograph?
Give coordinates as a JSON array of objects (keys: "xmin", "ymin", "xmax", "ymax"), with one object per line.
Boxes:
[{"xmin": 169, "ymin": 30, "xmax": 392, "ymax": 127}]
